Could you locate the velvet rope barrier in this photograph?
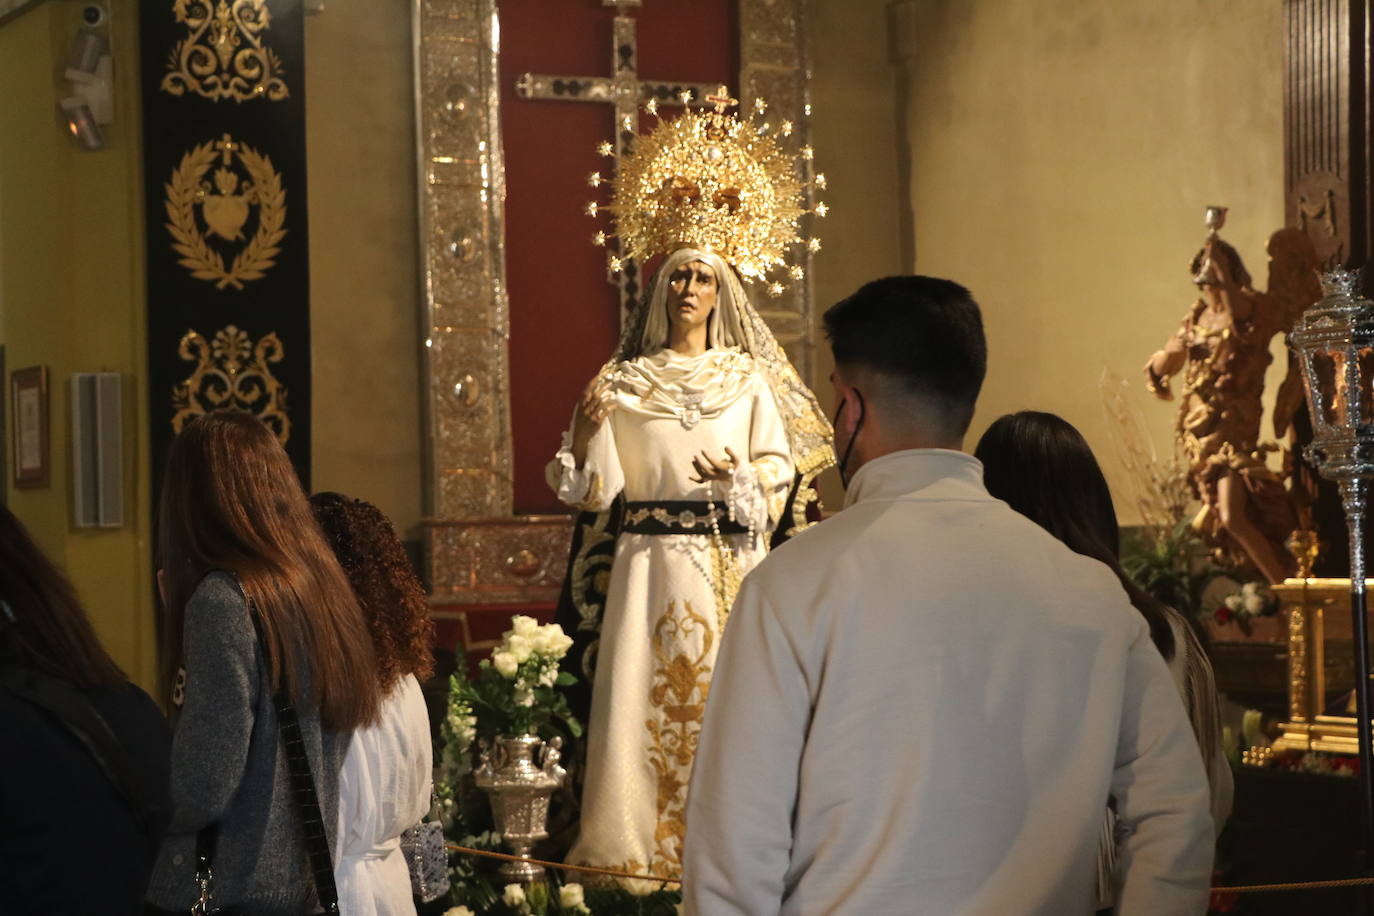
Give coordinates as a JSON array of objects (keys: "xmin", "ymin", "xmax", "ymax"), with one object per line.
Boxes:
[{"xmin": 445, "ymin": 844, "xmax": 680, "ymax": 886}]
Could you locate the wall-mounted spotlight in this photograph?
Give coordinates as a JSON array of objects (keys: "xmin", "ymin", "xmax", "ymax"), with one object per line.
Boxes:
[{"xmin": 58, "ymin": 5, "xmax": 112, "ymax": 151}]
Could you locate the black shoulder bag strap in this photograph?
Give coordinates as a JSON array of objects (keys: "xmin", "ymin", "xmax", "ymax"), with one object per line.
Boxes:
[
  {"xmin": 0, "ymin": 663, "xmax": 160, "ymax": 839},
  {"xmin": 192, "ymin": 575, "xmax": 339, "ymax": 914},
  {"xmin": 273, "ymin": 686, "xmax": 340, "ymax": 913}
]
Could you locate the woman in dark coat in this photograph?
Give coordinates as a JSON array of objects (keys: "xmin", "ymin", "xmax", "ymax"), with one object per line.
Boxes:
[{"xmin": 0, "ymin": 504, "xmax": 171, "ymax": 914}]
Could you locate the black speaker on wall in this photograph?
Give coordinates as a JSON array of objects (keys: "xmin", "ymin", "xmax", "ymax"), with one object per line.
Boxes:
[{"xmin": 71, "ymin": 372, "xmax": 122, "ymax": 528}]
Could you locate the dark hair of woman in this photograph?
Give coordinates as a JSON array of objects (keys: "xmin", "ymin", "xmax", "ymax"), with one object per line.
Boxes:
[
  {"xmin": 974, "ymin": 410, "xmax": 1176, "ymax": 660},
  {"xmin": 309, "ymin": 492, "xmax": 435, "ymax": 689},
  {"xmin": 0, "ymin": 504, "xmax": 126, "ymax": 689},
  {"xmin": 157, "ymin": 410, "xmax": 380, "ymax": 729}
]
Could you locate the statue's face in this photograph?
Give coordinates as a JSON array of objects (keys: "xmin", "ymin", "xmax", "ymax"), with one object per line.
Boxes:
[{"xmin": 666, "ymin": 259, "xmax": 718, "ymax": 332}]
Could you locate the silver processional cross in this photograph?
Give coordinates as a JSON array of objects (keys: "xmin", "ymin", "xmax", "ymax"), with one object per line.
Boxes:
[{"xmin": 514, "ymin": 0, "xmax": 722, "ymax": 326}]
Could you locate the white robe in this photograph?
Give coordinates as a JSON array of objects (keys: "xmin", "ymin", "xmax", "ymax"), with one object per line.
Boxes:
[
  {"xmin": 549, "ymin": 346, "xmax": 792, "ymax": 879},
  {"xmin": 684, "ymin": 450, "xmax": 1214, "ymax": 916},
  {"xmin": 334, "ymin": 674, "xmax": 432, "ymax": 916}
]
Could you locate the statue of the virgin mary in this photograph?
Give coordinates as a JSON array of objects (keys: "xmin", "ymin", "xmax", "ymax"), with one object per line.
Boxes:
[{"xmin": 546, "ymin": 90, "xmax": 833, "ymax": 882}]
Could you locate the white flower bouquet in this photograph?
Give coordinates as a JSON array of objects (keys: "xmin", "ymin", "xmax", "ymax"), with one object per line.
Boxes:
[{"xmin": 453, "ymin": 615, "xmax": 582, "ymax": 740}]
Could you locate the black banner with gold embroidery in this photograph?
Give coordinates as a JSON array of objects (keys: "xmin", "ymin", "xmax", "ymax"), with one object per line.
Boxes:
[{"xmin": 139, "ymin": 0, "xmax": 310, "ymax": 491}]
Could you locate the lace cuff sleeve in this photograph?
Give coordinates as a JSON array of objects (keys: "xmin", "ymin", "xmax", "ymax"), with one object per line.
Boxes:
[
  {"xmin": 546, "ymin": 432, "xmax": 591, "ymax": 505},
  {"xmin": 546, "ymin": 425, "xmax": 619, "ymax": 511}
]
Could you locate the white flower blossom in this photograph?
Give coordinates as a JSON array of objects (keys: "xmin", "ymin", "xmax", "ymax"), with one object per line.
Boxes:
[
  {"xmin": 502, "ymin": 883, "xmax": 527, "ymax": 906},
  {"xmin": 493, "ymin": 650, "xmax": 519, "ymax": 678},
  {"xmin": 527, "ymin": 627, "xmax": 554, "ymax": 655},
  {"xmin": 526, "ymin": 622, "xmax": 572, "ymax": 659},
  {"xmin": 505, "ymin": 633, "xmax": 534, "ymax": 662},
  {"xmin": 444, "ymin": 908, "xmax": 476, "ymax": 916},
  {"xmin": 543, "ymin": 625, "xmax": 573, "ymax": 658},
  {"xmin": 560, "ymin": 883, "xmax": 586, "ymax": 908},
  {"xmin": 511, "ymin": 614, "xmax": 539, "ymax": 636},
  {"xmin": 539, "ymin": 667, "xmax": 558, "ymax": 687},
  {"xmin": 446, "ymin": 705, "xmax": 477, "ymax": 751},
  {"xmin": 1224, "ymin": 594, "xmax": 1244, "ymax": 612},
  {"xmin": 1244, "ymin": 593, "xmax": 1266, "ymax": 614}
]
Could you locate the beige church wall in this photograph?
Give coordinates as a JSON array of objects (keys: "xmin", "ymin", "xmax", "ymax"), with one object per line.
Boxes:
[
  {"xmin": 304, "ymin": 5, "xmax": 424, "ymax": 540},
  {"xmin": 0, "ymin": 0, "xmax": 157, "ymax": 691},
  {"xmin": 893, "ymin": 0, "xmax": 1286, "ymax": 524},
  {"xmin": 808, "ymin": 0, "xmax": 907, "ymax": 507}
]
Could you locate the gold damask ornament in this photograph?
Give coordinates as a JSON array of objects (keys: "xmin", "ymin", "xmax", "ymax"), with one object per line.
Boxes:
[
  {"xmin": 171, "ymin": 325, "xmax": 291, "ymax": 442},
  {"xmin": 162, "ymin": 0, "xmax": 289, "ymax": 102},
  {"xmin": 643, "ymin": 598, "xmax": 715, "ymax": 876},
  {"xmin": 165, "ymin": 133, "xmax": 286, "ymax": 290}
]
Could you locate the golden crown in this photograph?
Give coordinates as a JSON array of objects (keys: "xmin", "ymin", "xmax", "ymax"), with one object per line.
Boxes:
[{"xmin": 587, "ymin": 86, "xmax": 826, "ymax": 295}]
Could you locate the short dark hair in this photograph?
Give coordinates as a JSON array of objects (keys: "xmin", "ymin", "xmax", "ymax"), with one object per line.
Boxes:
[{"xmin": 823, "ymin": 276, "xmax": 987, "ymax": 434}]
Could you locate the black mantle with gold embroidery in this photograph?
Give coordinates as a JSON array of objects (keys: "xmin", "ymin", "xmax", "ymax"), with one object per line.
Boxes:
[{"xmin": 140, "ymin": 0, "xmax": 310, "ymax": 487}]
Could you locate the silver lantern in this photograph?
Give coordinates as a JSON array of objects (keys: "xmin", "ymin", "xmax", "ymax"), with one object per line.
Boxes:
[
  {"xmin": 1290, "ymin": 266, "xmax": 1374, "ymax": 867},
  {"xmin": 474, "ymin": 733, "xmax": 566, "ymax": 883}
]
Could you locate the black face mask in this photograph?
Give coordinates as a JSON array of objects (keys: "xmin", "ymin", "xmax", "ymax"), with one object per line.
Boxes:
[{"xmin": 832, "ymin": 390, "xmax": 865, "ymax": 487}]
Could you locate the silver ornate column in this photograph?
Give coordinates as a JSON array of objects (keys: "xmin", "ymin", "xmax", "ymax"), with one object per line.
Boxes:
[
  {"xmin": 739, "ymin": 0, "xmax": 818, "ymax": 382},
  {"xmin": 413, "ymin": 0, "xmax": 512, "ymax": 527},
  {"xmin": 414, "ymin": 0, "xmax": 573, "ymax": 605}
]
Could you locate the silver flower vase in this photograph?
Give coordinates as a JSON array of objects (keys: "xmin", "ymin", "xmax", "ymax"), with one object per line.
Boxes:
[{"xmin": 474, "ymin": 733, "xmax": 566, "ymax": 882}]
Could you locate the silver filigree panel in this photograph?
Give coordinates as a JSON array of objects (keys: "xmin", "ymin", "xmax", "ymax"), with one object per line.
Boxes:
[{"xmin": 414, "ymin": 0, "xmax": 512, "ymax": 530}]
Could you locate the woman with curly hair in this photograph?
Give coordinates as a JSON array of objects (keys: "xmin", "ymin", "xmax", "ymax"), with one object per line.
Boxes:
[{"xmin": 310, "ymin": 491, "xmax": 435, "ymax": 916}]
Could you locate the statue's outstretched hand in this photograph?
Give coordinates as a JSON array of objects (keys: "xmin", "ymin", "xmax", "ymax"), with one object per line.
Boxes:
[
  {"xmin": 1144, "ymin": 354, "xmax": 1173, "ymax": 400},
  {"xmin": 689, "ymin": 447, "xmax": 738, "ymax": 484}
]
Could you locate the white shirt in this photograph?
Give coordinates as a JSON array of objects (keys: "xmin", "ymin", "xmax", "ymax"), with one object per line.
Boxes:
[
  {"xmin": 335, "ymin": 674, "xmax": 432, "ymax": 916},
  {"xmin": 683, "ymin": 450, "xmax": 1213, "ymax": 916}
]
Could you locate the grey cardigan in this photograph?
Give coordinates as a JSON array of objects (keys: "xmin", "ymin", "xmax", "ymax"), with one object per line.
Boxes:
[{"xmin": 145, "ymin": 572, "xmax": 349, "ymax": 914}]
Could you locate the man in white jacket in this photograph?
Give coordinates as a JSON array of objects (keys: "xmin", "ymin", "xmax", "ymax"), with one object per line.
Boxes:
[{"xmin": 682, "ymin": 276, "xmax": 1214, "ymax": 915}]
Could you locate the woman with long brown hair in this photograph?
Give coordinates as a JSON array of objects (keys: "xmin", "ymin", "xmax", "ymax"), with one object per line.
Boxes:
[
  {"xmin": 975, "ymin": 410, "xmax": 1231, "ymax": 912},
  {"xmin": 145, "ymin": 410, "xmax": 381, "ymax": 914},
  {"xmin": 310, "ymin": 492, "xmax": 434, "ymax": 916},
  {"xmin": 0, "ymin": 504, "xmax": 170, "ymax": 914}
]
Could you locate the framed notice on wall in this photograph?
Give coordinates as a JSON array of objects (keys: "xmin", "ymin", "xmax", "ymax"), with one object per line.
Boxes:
[{"xmin": 11, "ymin": 365, "xmax": 48, "ymax": 488}]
